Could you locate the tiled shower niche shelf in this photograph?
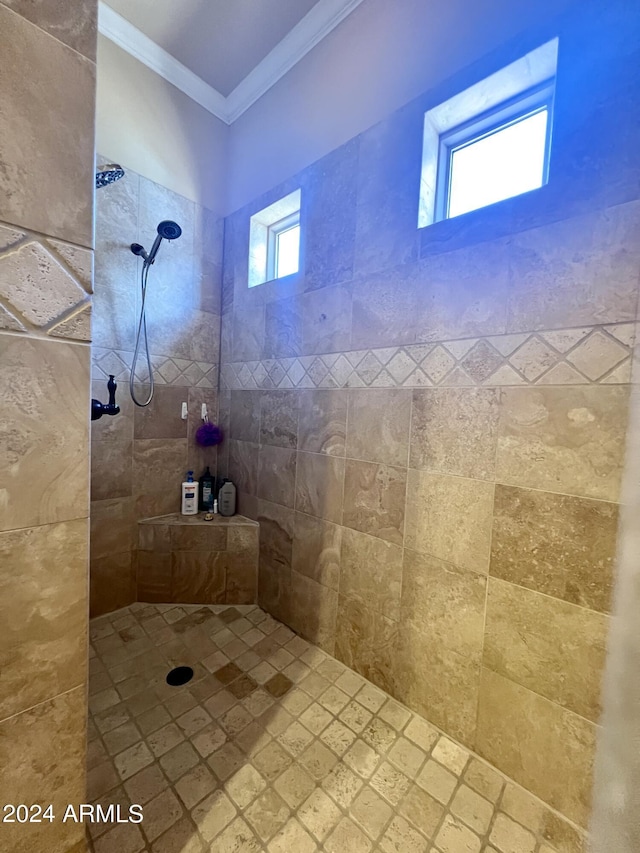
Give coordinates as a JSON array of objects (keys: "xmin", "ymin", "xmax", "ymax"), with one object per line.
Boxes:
[{"xmin": 137, "ymin": 513, "xmax": 259, "ymax": 606}]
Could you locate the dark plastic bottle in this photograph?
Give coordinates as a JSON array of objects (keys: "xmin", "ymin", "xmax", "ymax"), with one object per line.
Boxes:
[{"xmin": 198, "ymin": 466, "xmax": 215, "ymax": 512}]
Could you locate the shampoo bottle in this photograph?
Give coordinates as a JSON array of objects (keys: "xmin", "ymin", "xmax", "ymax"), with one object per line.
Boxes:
[
  {"xmin": 181, "ymin": 471, "xmax": 198, "ymax": 515},
  {"xmin": 199, "ymin": 466, "xmax": 215, "ymax": 511},
  {"xmin": 218, "ymin": 479, "xmax": 236, "ymax": 517}
]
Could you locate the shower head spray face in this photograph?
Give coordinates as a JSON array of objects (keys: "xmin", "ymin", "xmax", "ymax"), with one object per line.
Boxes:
[
  {"xmin": 130, "ymin": 220, "xmax": 182, "ymax": 265},
  {"xmin": 96, "ymin": 164, "xmax": 125, "ymax": 188}
]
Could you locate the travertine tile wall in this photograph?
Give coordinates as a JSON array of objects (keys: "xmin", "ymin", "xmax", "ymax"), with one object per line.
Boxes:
[
  {"xmin": 218, "ymin": 0, "xmax": 640, "ymax": 832},
  {"xmin": 90, "ymin": 163, "xmax": 223, "ymax": 617},
  {"xmin": 0, "ymin": 2, "xmax": 97, "ymax": 851}
]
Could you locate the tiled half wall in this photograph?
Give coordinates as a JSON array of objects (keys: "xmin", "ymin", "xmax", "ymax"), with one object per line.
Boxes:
[{"xmin": 217, "ymin": 0, "xmax": 640, "ymax": 834}]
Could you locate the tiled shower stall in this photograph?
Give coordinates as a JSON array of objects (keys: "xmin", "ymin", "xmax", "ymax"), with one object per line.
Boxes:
[{"xmin": 1, "ymin": 0, "xmax": 640, "ymax": 850}]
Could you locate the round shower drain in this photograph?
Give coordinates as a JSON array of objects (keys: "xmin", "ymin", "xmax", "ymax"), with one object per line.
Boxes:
[{"xmin": 166, "ymin": 666, "xmax": 194, "ymax": 686}]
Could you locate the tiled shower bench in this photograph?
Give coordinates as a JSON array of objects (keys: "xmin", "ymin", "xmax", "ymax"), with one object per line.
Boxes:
[{"xmin": 136, "ymin": 513, "xmax": 259, "ymax": 605}]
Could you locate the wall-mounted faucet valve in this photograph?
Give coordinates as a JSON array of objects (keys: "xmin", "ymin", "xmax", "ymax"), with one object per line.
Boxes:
[{"xmin": 91, "ymin": 375, "xmax": 121, "ymax": 421}]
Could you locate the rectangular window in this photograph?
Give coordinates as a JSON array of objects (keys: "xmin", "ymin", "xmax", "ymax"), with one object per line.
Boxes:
[
  {"xmin": 267, "ymin": 212, "xmax": 301, "ymax": 280},
  {"xmin": 437, "ymin": 82, "xmax": 554, "ymax": 220},
  {"xmin": 248, "ymin": 189, "xmax": 301, "ymax": 287},
  {"xmin": 418, "ymin": 39, "xmax": 559, "ymax": 228}
]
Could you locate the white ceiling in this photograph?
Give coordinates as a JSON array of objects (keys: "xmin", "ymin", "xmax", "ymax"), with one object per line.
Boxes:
[
  {"xmin": 104, "ymin": 0, "xmax": 320, "ymax": 96},
  {"xmin": 99, "ymin": 0, "xmax": 365, "ymax": 123}
]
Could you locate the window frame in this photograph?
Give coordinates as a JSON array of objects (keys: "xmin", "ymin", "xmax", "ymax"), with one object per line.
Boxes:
[
  {"xmin": 267, "ymin": 211, "xmax": 301, "ymax": 281},
  {"xmin": 434, "ymin": 78, "xmax": 555, "ymax": 222}
]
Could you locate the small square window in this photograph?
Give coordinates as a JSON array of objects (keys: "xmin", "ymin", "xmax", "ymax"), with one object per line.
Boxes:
[
  {"xmin": 418, "ymin": 38, "xmax": 558, "ymax": 228},
  {"xmin": 249, "ymin": 190, "xmax": 301, "ymax": 287},
  {"xmin": 438, "ymin": 84, "xmax": 553, "ymax": 220}
]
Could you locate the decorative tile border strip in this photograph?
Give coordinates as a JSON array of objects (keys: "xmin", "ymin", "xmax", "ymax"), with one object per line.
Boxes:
[
  {"xmin": 221, "ymin": 324, "xmax": 635, "ymax": 390},
  {"xmin": 92, "ymin": 347, "xmax": 218, "ymax": 388}
]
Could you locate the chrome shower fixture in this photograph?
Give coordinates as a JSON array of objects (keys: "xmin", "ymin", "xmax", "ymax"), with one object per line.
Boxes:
[{"xmin": 95, "ymin": 164, "xmax": 125, "ymax": 188}]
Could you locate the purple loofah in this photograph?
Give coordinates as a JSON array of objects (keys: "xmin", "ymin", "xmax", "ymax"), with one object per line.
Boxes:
[{"xmin": 195, "ymin": 421, "xmax": 223, "ymax": 447}]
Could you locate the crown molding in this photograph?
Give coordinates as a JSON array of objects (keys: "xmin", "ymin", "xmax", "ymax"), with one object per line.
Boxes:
[
  {"xmin": 97, "ymin": 3, "xmax": 228, "ymax": 121},
  {"xmin": 225, "ymin": 0, "xmax": 366, "ymax": 123},
  {"xmin": 98, "ymin": 0, "xmax": 366, "ymax": 125}
]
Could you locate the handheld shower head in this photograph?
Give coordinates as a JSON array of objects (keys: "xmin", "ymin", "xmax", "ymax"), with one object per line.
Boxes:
[{"xmin": 130, "ymin": 220, "xmax": 182, "ymax": 265}]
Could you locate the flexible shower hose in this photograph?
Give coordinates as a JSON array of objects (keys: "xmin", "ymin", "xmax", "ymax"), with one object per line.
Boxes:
[{"xmin": 130, "ymin": 261, "xmax": 154, "ymax": 407}]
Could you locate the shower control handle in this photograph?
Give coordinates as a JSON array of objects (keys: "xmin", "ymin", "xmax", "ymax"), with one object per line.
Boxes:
[{"xmin": 91, "ymin": 375, "xmax": 121, "ymax": 421}]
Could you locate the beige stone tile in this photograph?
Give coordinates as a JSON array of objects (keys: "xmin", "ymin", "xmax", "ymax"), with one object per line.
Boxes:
[
  {"xmin": 435, "ymin": 814, "xmax": 482, "ymax": 853},
  {"xmin": 490, "ymin": 485, "xmax": 618, "ymax": 613},
  {"xmin": 225, "ymin": 764, "xmax": 267, "ymax": 808},
  {"xmin": 290, "ymin": 571, "xmax": 338, "ymax": 654},
  {"xmin": 114, "ymin": 741, "xmax": 154, "ymax": 780},
  {"xmin": 191, "ymin": 790, "xmax": 236, "ymax": 842},
  {"xmin": 151, "ymin": 817, "xmax": 204, "ymax": 852},
  {"xmin": 450, "ymin": 785, "xmax": 494, "ymax": 834},
  {"xmin": 228, "ymin": 439, "xmax": 259, "ymax": 496},
  {"xmin": 141, "ymin": 788, "xmax": 184, "ymax": 842},
  {"xmin": 87, "ymin": 759, "xmax": 119, "ymax": 800},
  {"xmin": 173, "ymin": 763, "xmax": 217, "ymax": 809},
  {"xmin": 351, "ymin": 785, "xmax": 394, "ymax": 839},
  {"xmin": 0, "ymin": 337, "xmax": 90, "ymax": 531},
  {"xmin": 298, "ymin": 788, "xmax": 342, "ymax": 842},
  {"xmin": 404, "ymin": 471, "xmax": 494, "ymax": 573},
  {"xmin": 213, "ymin": 815, "xmax": 261, "ymax": 852},
  {"xmin": 258, "ymin": 444, "xmax": 297, "ymax": 507},
  {"xmin": 0, "ymin": 687, "xmax": 86, "ymax": 853},
  {"xmin": 300, "ymin": 702, "xmax": 333, "ymax": 735},
  {"xmin": 387, "ymin": 737, "xmax": 427, "ymax": 778},
  {"xmin": 133, "ymin": 438, "xmax": 187, "ymax": 520},
  {"xmin": 94, "ymin": 823, "xmax": 146, "ymax": 853},
  {"xmin": 489, "ymin": 813, "xmax": 536, "ymax": 853},
  {"xmin": 0, "ymin": 5, "xmax": 95, "ymax": 244},
  {"xmin": 268, "ymin": 816, "xmax": 317, "ymax": 853},
  {"xmin": 273, "ymin": 763, "xmax": 316, "ymax": 808},
  {"xmin": 346, "ymin": 389, "xmax": 411, "ymax": 466},
  {"xmin": 380, "ymin": 815, "xmax": 429, "ymax": 853},
  {"xmin": 171, "ymin": 552, "xmax": 227, "ymax": 605},
  {"xmin": 147, "ymin": 723, "xmax": 185, "ymax": 758},
  {"xmin": 160, "ymin": 741, "xmax": 200, "ymax": 782},
  {"xmin": 325, "ymin": 816, "xmax": 373, "ymax": 853},
  {"xmin": 415, "ymin": 760, "xmax": 458, "ymax": 804},
  {"xmin": 410, "ymin": 388, "xmax": 500, "ymax": 479},
  {"xmin": 292, "ymin": 512, "xmax": 342, "ymax": 590},
  {"xmin": 506, "ymin": 203, "xmax": 640, "ymax": 333},
  {"xmin": 245, "ymin": 788, "xmax": 291, "ymax": 842},
  {"xmin": 484, "ymin": 578, "xmax": 608, "ymax": 721},
  {"xmin": 91, "ymin": 496, "xmax": 135, "ymax": 559},
  {"xmin": 340, "ymin": 527, "xmax": 403, "ymax": 619},
  {"xmin": 322, "ymin": 761, "xmax": 364, "ymax": 808},
  {"xmin": 404, "ymin": 715, "xmax": 439, "ymax": 753},
  {"xmin": 342, "ymin": 459, "xmax": 407, "ymax": 545},
  {"xmin": 123, "ymin": 763, "xmax": 169, "ymax": 805},
  {"xmin": 295, "ymin": 451, "xmax": 345, "ymax": 522},
  {"xmin": 343, "ymin": 738, "xmax": 381, "ymax": 779},
  {"xmin": 103, "ymin": 721, "xmax": 142, "ymax": 756},
  {"xmin": 399, "ymin": 786, "xmax": 444, "ymax": 838},
  {"xmin": 335, "ymin": 596, "xmax": 398, "ymax": 697},
  {"xmin": 253, "ymin": 740, "xmax": 293, "ymax": 781},
  {"xmin": 370, "ymin": 761, "xmax": 411, "ymax": 805},
  {"xmin": 259, "ymin": 390, "xmax": 299, "ymax": 448},
  {"xmin": 356, "ymin": 683, "xmax": 387, "ymax": 713},
  {"xmin": 495, "ymin": 386, "xmax": 628, "ymax": 502},
  {"xmin": 229, "ymin": 390, "xmax": 261, "ymax": 442},
  {"xmin": 432, "ymin": 737, "xmax": 470, "ymax": 775},
  {"xmin": 361, "ymin": 716, "xmax": 398, "ymax": 754},
  {"xmin": 278, "ymin": 719, "xmax": 314, "ymax": 756},
  {"xmin": 339, "ymin": 700, "xmax": 373, "ymax": 734},
  {"xmin": 0, "ymin": 519, "xmax": 87, "ymax": 721},
  {"xmin": 463, "ymin": 758, "xmax": 504, "ymax": 803},
  {"xmin": 320, "ymin": 719, "xmax": 358, "ymax": 756},
  {"xmin": 300, "ymin": 739, "xmax": 339, "ymax": 780},
  {"xmin": 298, "ymin": 389, "xmax": 347, "ymax": 456},
  {"xmin": 476, "ymin": 668, "xmax": 596, "ymax": 827}
]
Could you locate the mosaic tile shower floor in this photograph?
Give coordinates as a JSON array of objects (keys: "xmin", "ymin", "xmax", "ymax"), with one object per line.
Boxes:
[{"xmin": 88, "ymin": 603, "xmax": 579, "ymax": 853}]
